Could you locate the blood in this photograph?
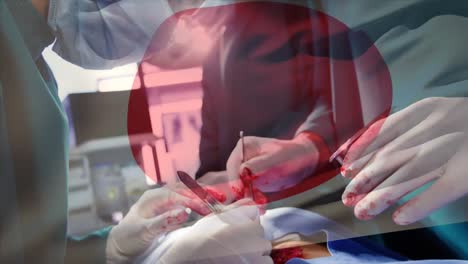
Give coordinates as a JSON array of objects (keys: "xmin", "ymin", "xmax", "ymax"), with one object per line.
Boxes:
[
  {"xmin": 342, "ymin": 192, "xmax": 357, "ymax": 206},
  {"xmin": 231, "ymin": 186, "xmax": 245, "ymax": 201},
  {"xmin": 252, "ymin": 188, "xmax": 268, "ymax": 204},
  {"xmin": 353, "ymin": 184, "xmax": 362, "ymax": 193},
  {"xmin": 343, "ymin": 192, "xmax": 366, "ymax": 207},
  {"xmin": 166, "ymin": 211, "xmax": 188, "ymax": 225},
  {"xmin": 239, "ymin": 167, "xmax": 268, "ymax": 205},
  {"xmin": 356, "ymin": 209, "xmax": 374, "ymax": 220},
  {"xmin": 340, "ymin": 166, "xmax": 346, "ymax": 176},
  {"xmin": 240, "ymin": 167, "xmax": 257, "ymax": 182},
  {"xmin": 206, "ymin": 188, "xmax": 227, "ymax": 203},
  {"xmin": 271, "ymin": 247, "xmax": 304, "ymax": 264}
]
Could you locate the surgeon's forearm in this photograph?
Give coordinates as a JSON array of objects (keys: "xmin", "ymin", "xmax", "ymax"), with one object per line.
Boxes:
[{"xmin": 31, "ymin": 0, "xmax": 49, "ymax": 18}]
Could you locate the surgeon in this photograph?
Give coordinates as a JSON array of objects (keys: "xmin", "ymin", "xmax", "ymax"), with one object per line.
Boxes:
[
  {"xmin": 0, "ymin": 0, "xmax": 263, "ymax": 263},
  {"xmin": 222, "ymin": 1, "xmax": 468, "ymax": 259},
  {"xmin": 190, "ymin": 0, "xmax": 389, "ymax": 205}
]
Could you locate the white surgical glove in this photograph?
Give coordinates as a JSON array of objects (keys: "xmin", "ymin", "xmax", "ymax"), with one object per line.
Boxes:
[
  {"xmin": 158, "ymin": 199, "xmax": 273, "ymax": 264},
  {"xmin": 340, "ymin": 97, "xmax": 468, "ymax": 225},
  {"xmin": 106, "ymin": 187, "xmax": 209, "ymax": 263}
]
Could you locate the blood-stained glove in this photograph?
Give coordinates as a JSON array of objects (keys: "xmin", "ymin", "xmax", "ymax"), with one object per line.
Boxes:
[
  {"xmin": 226, "ymin": 134, "xmax": 319, "ymax": 194},
  {"xmin": 197, "ymin": 170, "xmax": 245, "ymax": 204},
  {"xmin": 340, "ymin": 97, "xmax": 468, "ymax": 225},
  {"xmin": 106, "ymin": 187, "xmax": 209, "ymax": 263}
]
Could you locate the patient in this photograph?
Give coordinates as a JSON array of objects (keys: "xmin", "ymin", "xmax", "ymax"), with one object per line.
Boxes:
[{"xmin": 138, "ymin": 206, "xmax": 468, "ymax": 264}]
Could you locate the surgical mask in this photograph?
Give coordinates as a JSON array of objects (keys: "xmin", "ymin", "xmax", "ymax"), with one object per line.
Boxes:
[{"xmin": 47, "ymin": 0, "xmax": 174, "ymax": 69}]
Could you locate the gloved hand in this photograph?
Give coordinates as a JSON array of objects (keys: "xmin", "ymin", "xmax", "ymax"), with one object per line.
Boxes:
[
  {"xmin": 340, "ymin": 97, "xmax": 468, "ymax": 225},
  {"xmin": 106, "ymin": 187, "xmax": 210, "ymax": 263},
  {"xmin": 197, "ymin": 170, "xmax": 245, "ymax": 204},
  {"xmin": 158, "ymin": 199, "xmax": 273, "ymax": 264},
  {"xmin": 226, "ymin": 134, "xmax": 319, "ymax": 194}
]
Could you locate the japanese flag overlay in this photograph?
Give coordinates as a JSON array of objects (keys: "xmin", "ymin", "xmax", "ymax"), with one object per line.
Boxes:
[{"xmin": 127, "ymin": 2, "xmax": 392, "ymax": 203}]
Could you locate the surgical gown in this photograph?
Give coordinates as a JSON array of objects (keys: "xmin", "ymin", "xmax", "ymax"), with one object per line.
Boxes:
[{"xmin": 0, "ymin": 0, "xmax": 108, "ymax": 263}]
